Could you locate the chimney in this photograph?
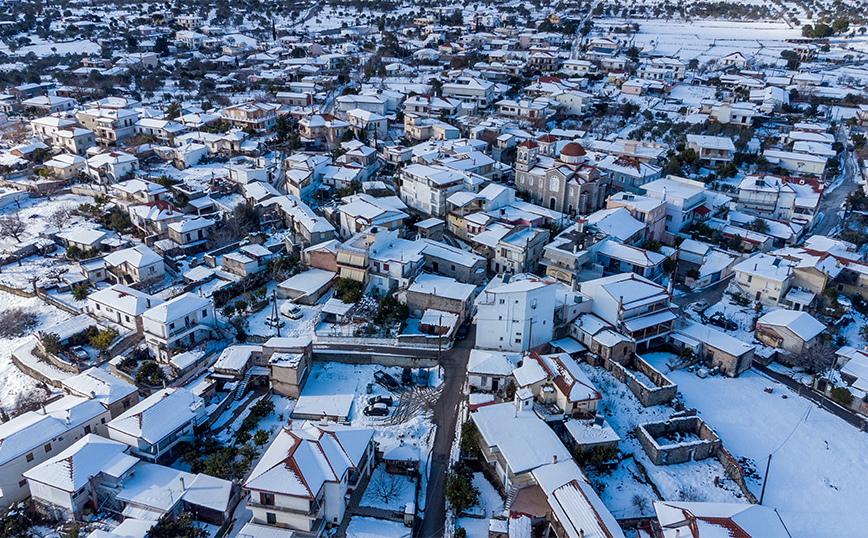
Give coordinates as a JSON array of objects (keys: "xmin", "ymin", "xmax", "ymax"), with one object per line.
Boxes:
[
  {"xmin": 90, "ymin": 391, "xmax": 96, "ymax": 400},
  {"xmin": 179, "ymin": 477, "xmax": 186, "ymax": 491},
  {"xmin": 552, "ymin": 454, "xmax": 558, "ymax": 464}
]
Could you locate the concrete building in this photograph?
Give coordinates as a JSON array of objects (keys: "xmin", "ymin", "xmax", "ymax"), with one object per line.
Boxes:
[{"xmin": 475, "ymin": 274, "xmax": 557, "ymax": 352}]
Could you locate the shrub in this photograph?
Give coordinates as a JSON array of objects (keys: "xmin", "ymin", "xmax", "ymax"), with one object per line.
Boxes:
[
  {"xmin": 41, "ymin": 333, "xmax": 61, "ymax": 355},
  {"xmin": 147, "ymin": 513, "xmax": 207, "ymax": 538},
  {"xmin": 253, "ymin": 429, "xmax": 269, "ymax": 446},
  {"xmin": 443, "ymin": 462, "xmax": 479, "ymax": 513},
  {"xmin": 72, "ymin": 282, "xmax": 91, "ymax": 301},
  {"xmin": 136, "ymin": 360, "xmax": 166, "ymax": 386},
  {"xmin": 89, "ymin": 328, "xmax": 118, "ymax": 351},
  {"xmin": 334, "ymin": 278, "xmax": 363, "ymax": 303},
  {"xmin": 830, "ymin": 386, "xmax": 853, "ymax": 407},
  {"xmin": 459, "ymin": 421, "xmax": 480, "ymax": 457},
  {"xmin": 575, "ymin": 445, "xmax": 619, "ymax": 467},
  {"xmin": 374, "ymin": 295, "xmax": 409, "ymax": 325}
]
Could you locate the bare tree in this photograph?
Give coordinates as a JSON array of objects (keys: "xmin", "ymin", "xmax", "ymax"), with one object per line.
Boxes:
[
  {"xmin": 790, "ymin": 340, "xmax": 835, "ymax": 375},
  {"xmin": 0, "ymin": 211, "xmax": 27, "ymax": 243},
  {"xmin": 46, "ymin": 207, "xmax": 72, "ymax": 230},
  {"xmin": 368, "ymin": 469, "xmax": 409, "ymax": 504},
  {"xmin": 0, "ymin": 308, "xmax": 38, "ymax": 338}
]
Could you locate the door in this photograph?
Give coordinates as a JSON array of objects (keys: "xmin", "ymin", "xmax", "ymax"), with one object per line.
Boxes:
[{"xmin": 492, "ymin": 378, "xmax": 499, "ymax": 392}]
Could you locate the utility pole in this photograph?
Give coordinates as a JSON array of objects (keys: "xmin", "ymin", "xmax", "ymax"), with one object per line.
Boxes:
[
  {"xmin": 272, "ymin": 290, "xmax": 281, "ymax": 337},
  {"xmin": 760, "ymin": 453, "xmax": 772, "ymax": 505},
  {"xmin": 438, "ymin": 313, "xmax": 443, "ymax": 379}
]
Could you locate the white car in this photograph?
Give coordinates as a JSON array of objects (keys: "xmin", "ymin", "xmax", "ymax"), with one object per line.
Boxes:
[{"xmin": 280, "ymin": 302, "xmax": 303, "ymax": 320}]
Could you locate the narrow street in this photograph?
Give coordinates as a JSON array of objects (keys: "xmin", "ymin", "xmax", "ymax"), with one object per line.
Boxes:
[
  {"xmin": 813, "ymin": 126, "xmax": 860, "ymax": 237},
  {"xmin": 418, "ymin": 325, "xmax": 475, "ymax": 538}
]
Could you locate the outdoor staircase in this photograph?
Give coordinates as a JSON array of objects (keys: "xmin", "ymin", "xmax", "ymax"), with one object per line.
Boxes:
[
  {"xmin": 504, "ymin": 485, "xmax": 519, "ymax": 512},
  {"xmin": 235, "ymin": 373, "xmax": 251, "ymax": 401}
]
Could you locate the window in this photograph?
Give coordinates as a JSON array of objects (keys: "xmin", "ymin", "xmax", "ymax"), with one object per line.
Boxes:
[
  {"xmin": 19, "ymin": 480, "xmax": 26, "ymax": 488},
  {"xmin": 44, "ymin": 443, "xmax": 52, "ymax": 453},
  {"xmin": 260, "ymin": 492, "xmax": 275, "ymax": 506},
  {"xmin": 170, "ymin": 323, "xmax": 175, "ymax": 330},
  {"xmin": 95, "ymin": 304, "xmax": 101, "ymax": 310},
  {"xmin": 125, "ymin": 315, "xmax": 130, "ymax": 322},
  {"xmin": 202, "ymin": 310, "xmax": 208, "ymax": 318},
  {"xmin": 515, "ymin": 338, "xmax": 522, "ymax": 344},
  {"xmin": 84, "ymin": 425, "xmax": 91, "ymax": 435},
  {"xmin": 26, "ymin": 453, "xmax": 33, "ymax": 463}
]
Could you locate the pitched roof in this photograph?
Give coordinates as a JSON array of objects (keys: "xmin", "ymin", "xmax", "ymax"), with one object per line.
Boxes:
[
  {"xmin": 106, "ymin": 388, "xmax": 203, "ymax": 444},
  {"xmin": 23, "ymin": 434, "xmax": 132, "ymax": 493},
  {"xmin": 244, "ymin": 423, "xmax": 373, "ymax": 499}
]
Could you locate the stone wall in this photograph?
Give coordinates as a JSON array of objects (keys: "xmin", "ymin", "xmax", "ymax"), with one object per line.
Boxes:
[
  {"xmin": 635, "ymin": 416, "xmax": 721, "ymax": 466},
  {"xmin": 601, "ymin": 354, "xmax": 677, "ymax": 407}
]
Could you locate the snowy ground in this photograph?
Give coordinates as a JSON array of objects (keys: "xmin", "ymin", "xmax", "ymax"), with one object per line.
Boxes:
[
  {"xmin": 359, "ymin": 464, "xmax": 416, "ymax": 511},
  {"xmin": 298, "ymin": 361, "xmax": 440, "ymax": 514},
  {"xmin": 579, "ymin": 360, "xmax": 747, "ymax": 517},
  {"xmin": 0, "ymin": 290, "xmax": 73, "ymax": 411},
  {"xmin": 588, "ymin": 456, "xmax": 659, "ymax": 520},
  {"xmin": 244, "ymin": 294, "xmax": 326, "ymax": 338},
  {"xmin": 643, "ymin": 353, "xmax": 868, "ymax": 537},
  {"xmin": 456, "ymin": 472, "xmax": 504, "ymax": 538},
  {"xmin": 344, "ymin": 517, "xmax": 409, "ymax": 538},
  {"xmin": 214, "ymin": 394, "xmax": 295, "ymax": 444}
]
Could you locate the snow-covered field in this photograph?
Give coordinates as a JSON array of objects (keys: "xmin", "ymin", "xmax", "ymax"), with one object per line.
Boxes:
[
  {"xmin": 579, "ymin": 359, "xmax": 747, "ymax": 517},
  {"xmin": 0, "ymin": 290, "xmax": 72, "ymax": 410},
  {"xmin": 345, "ymin": 516, "xmax": 408, "ymax": 538},
  {"xmin": 643, "ymin": 352, "xmax": 868, "ymax": 537}
]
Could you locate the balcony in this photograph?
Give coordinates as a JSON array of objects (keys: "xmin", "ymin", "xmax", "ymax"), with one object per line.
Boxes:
[{"xmin": 248, "ymin": 498, "xmax": 321, "ymax": 518}]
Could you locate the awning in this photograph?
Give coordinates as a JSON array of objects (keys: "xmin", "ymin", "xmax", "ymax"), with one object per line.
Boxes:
[
  {"xmin": 622, "ymin": 309, "xmax": 677, "ymax": 332},
  {"xmin": 694, "ymin": 204, "xmax": 711, "ymax": 216},
  {"xmin": 550, "ymin": 338, "xmax": 586, "ymax": 354}
]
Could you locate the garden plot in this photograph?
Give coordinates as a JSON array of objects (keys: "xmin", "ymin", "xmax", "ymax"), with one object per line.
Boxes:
[
  {"xmin": 578, "ymin": 361, "xmax": 747, "ymax": 516},
  {"xmin": 360, "ymin": 464, "xmax": 416, "ymax": 512},
  {"xmin": 456, "ymin": 472, "xmax": 504, "ymax": 538},
  {"xmin": 642, "ymin": 352, "xmax": 868, "ymax": 537},
  {"xmin": 345, "ymin": 517, "xmax": 408, "ymax": 538}
]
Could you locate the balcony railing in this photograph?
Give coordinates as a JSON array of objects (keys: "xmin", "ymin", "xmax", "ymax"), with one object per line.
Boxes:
[{"xmin": 248, "ymin": 498, "xmax": 320, "ymax": 517}]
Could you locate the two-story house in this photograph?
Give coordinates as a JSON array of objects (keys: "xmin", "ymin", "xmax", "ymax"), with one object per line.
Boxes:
[
  {"xmin": 0, "ymin": 396, "xmax": 111, "ymax": 508},
  {"xmin": 106, "ymin": 387, "xmax": 205, "ymax": 464},
  {"xmin": 244, "ymin": 423, "xmax": 375, "ymax": 534},
  {"xmin": 580, "ymin": 272, "xmax": 676, "ymax": 351},
  {"xmin": 141, "ymin": 293, "xmax": 215, "ymax": 361}
]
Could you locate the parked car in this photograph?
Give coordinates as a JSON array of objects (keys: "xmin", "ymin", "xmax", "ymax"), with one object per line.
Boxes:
[
  {"xmin": 708, "ymin": 313, "xmax": 737, "ymax": 331},
  {"xmin": 364, "ymin": 402, "xmax": 389, "ymax": 416},
  {"xmin": 280, "ymin": 302, "xmax": 303, "ymax": 320},
  {"xmin": 415, "ymin": 369, "xmax": 428, "ymax": 387},
  {"xmin": 402, "ymin": 367, "xmax": 413, "ymax": 386},
  {"xmin": 691, "ymin": 300, "xmax": 709, "ymax": 312},
  {"xmin": 369, "ymin": 395, "xmax": 394, "ymax": 406},
  {"xmin": 374, "ymin": 370, "xmax": 400, "ymax": 392},
  {"xmin": 456, "ymin": 324, "xmax": 469, "ymax": 339},
  {"xmin": 71, "ymin": 346, "xmax": 88, "ymax": 361}
]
